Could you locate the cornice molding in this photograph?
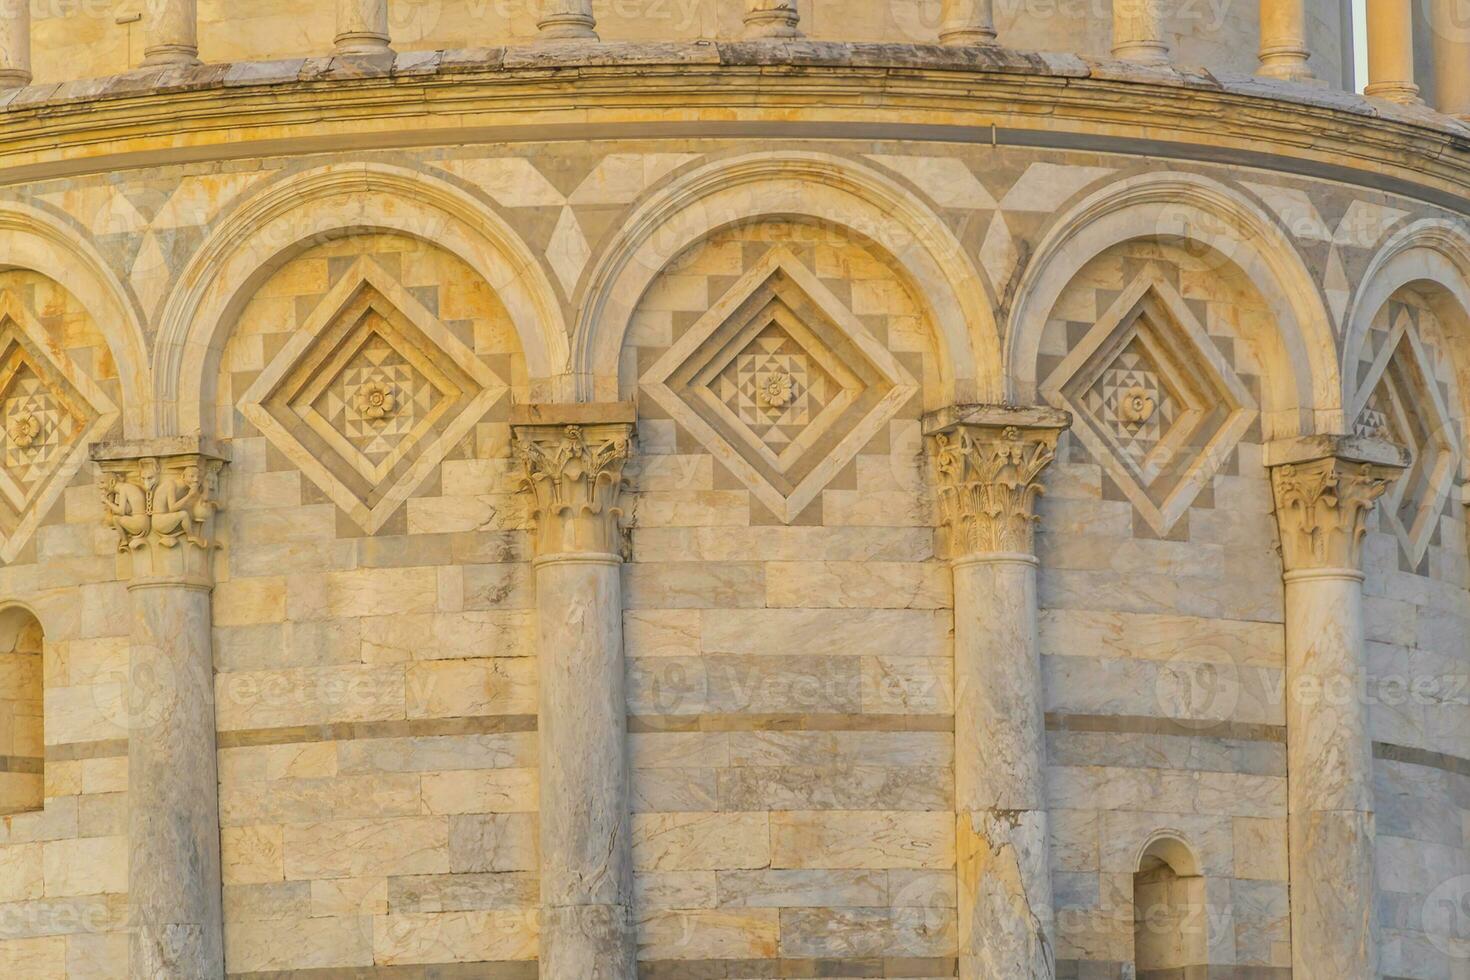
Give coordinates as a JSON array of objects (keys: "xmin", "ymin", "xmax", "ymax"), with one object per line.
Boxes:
[{"xmin": 0, "ymin": 45, "xmax": 1466, "ymax": 208}]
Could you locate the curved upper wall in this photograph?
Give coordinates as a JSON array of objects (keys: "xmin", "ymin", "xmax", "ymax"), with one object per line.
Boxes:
[{"xmin": 29, "ymin": 0, "xmax": 1349, "ymax": 87}]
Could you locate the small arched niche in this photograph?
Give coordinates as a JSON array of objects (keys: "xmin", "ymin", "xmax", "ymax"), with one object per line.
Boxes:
[
  {"xmin": 0, "ymin": 605, "xmax": 43, "ymax": 814},
  {"xmin": 1132, "ymin": 834, "xmax": 1208, "ymax": 979}
]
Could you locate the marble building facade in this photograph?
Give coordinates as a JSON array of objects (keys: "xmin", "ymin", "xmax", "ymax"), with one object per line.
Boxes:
[{"xmin": 0, "ymin": 0, "xmax": 1467, "ymax": 978}]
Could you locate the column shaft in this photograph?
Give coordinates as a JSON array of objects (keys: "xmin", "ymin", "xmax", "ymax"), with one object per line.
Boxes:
[
  {"xmin": 128, "ymin": 583, "xmax": 225, "ymax": 978},
  {"xmin": 1283, "ymin": 569, "xmax": 1377, "ymax": 978},
  {"xmin": 535, "ymin": 555, "xmax": 635, "ymax": 978},
  {"xmin": 1431, "ymin": 0, "xmax": 1470, "ymax": 118},
  {"xmin": 954, "ymin": 555, "xmax": 1054, "ymax": 978},
  {"xmin": 1113, "ymin": 0, "xmax": 1171, "ymax": 63},
  {"xmin": 0, "ymin": 0, "xmax": 30, "ymax": 88},
  {"xmin": 513, "ymin": 409, "xmax": 637, "ymax": 980},
  {"xmin": 928, "ymin": 406, "xmax": 1068, "ymax": 980},
  {"xmin": 335, "ymin": 0, "xmax": 393, "ymax": 56},
  {"xmin": 1268, "ymin": 441, "xmax": 1405, "ymax": 980},
  {"xmin": 744, "ymin": 0, "xmax": 802, "ymax": 38},
  {"xmin": 93, "ymin": 439, "xmax": 229, "ymax": 980},
  {"xmin": 143, "ymin": 0, "xmax": 200, "ymax": 68},
  {"xmin": 939, "ymin": 0, "xmax": 997, "ymax": 44},
  {"xmin": 1364, "ymin": 0, "xmax": 1422, "ymax": 102},
  {"xmin": 1257, "ymin": 0, "xmax": 1313, "ymax": 80},
  {"xmin": 537, "ymin": 0, "xmax": 598, "ymax": 40}
]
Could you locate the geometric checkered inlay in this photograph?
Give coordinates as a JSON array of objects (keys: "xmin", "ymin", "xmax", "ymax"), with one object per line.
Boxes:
[
  {"xmin": 714, "ymin": 324, "xmax": 837, "ymax": 455},
  {"xmin": 1043, "ymin": 273, "xmax": 1258, "ymax": 535},
  {"xmin": 240, "ymin": 258, "xmax": 507, "ymax": 534},
  {"xmin": 3, "ymin": 367, "xmax": 73, "ymax": 488},
  {"xmin": 1350, "ymin": 306, "xmax": 1459, "ymax": 566},
  {"xmin": 0, "ymin": 303, "xmax": 117, "ymax": 563},
  {"xmin": 313, "ymin": 329, "xmax": 443, "ymax": 465},
  {"xmin": 1082, "ymin": 339, "xmax": 1181, "ymax": 469},
  {"xmin": 642, "ymin": 247, "xmax": 918, "ymax": 523}
]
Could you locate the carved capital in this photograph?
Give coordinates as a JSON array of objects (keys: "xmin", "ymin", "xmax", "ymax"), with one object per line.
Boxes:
[
  {"xmin": 513, "ymin": 420, "xmax": 634, "ymax": 560},
  {"xmin": 1270, "ymin": 456, "xmax": 1400, "ymax": 573},
  {"xmin": 925, "ymin": 407, "xmax": 1069, "ymax": 560},
  {"xmin": 91, "ymin": 439, "xmax": 228, "ymax": 588}
]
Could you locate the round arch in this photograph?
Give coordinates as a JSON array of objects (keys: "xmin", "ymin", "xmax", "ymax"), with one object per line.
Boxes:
[
  {"xmin": 1344, "ymin": 219, "xmax": 1470, "ymax": 416},
  {"xmin": 156, "ymin": 161, "xmax": 568, "ymax": 436},
  {"xmin": 1135, "ymin": 830, "xmax": 1202, "ymax": 877},
  {"xmin": 0, "ymin": 202, "xmax": 151, "ymax": 437},
  {"xmin": 573, "ymin": 151, "xmax": 1001, "ymax": 405},
  {"xmin": 1006, "ymin": 172, "xmax": 1338, "ymax": 439}
]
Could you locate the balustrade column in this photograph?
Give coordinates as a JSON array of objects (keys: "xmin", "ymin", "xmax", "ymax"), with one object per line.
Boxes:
[
  {"xmin": 142, "ymin": 0, "xmax": 200, "ymax": 68},
  {"xmin": 335, "ymin": 0, "xmax": 393, "ymax": 55},
  {"xmin": 1267, "ymin": 436, "xmax": 1406, "ymax": 980},
  {"xmin": 92, "ymin": 438, "xmax": 228, "ymax": 980},
  {"xmin": 1431, "ymin": 0, "xmax": 1470, "ymax": 118},
  {"xmin": 939, "ymin": 0, "xmax": 997, "ymax": 44},
  {"xmin": 744, "ymin": 0, "xmax": 802, "ymax": 38},
  {"xmin": 537, "ymin": 0, "xmax": 598, "ymax": 40},
  {"xmin": 927, "ymin": 405, "xmax": 1069, "ymax": 980},
  {"xmin": 1256, "ymin": 0, "xmax": 1313, "ymax": 80},
  {"xmin": 1364, "ymin": 0, "xmax": 1422, "ymax": 102},
  {"xmin": 0, "ymin": 0, "xmax": 30, "ymax": 88},
  {"xmin": 1113, "ymin": 0, "xmax": 1171, "ymax": 64},
  {"xmin": 512, "ymin": 406, "xmax": 637, "ymax": 980}
]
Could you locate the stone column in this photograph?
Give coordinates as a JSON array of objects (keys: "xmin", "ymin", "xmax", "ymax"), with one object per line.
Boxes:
[
  {"xmin": 537, "ymin": 0, "xmax": 598, "ymax": 40},
  {"xmin": 926, "ymin": 405, "xmax": 1070, "ymax": 980},
  {"xmin": 1113, "ymin": 0, "xmax": 1171, "ymax": 64},
  {"xmin": 1256, "ymin": 0, "xmax": 1314, "ymax": 80},
  {"xmin": 335, "ymin": 0, "xmax": 393, "ymax": 56},
  {"xmin": 142, "ymin": 0, "xmax": 200, "ymax": 67},
  {"xmin": 0, "ymin": 0, "xmax": 31, "ymax": 89},
  {"xmin": 939, "ymin": 0, "xmax": 997, "ymax": 44},
  {"xmin": 1431, "ymin": 0, "xmax": 1470, "ymax": 116},
  {"xmin": 512, "ymin": 405, "xmax": 636, "ymax": 980},
  {"xmin": 744, "ymin": 0, "xmax": 802, "ymax": 38},
  {"xmin": 1364, "ymin": 0, "xmax": 1422, "ymax": 102},
  {"xmin": 91, "ymin": 437, "xmax": 229, "ymax": 980},
  {"xmin": 1266, "ymin": 436, "xmax": 1406, "ymax": 980}
]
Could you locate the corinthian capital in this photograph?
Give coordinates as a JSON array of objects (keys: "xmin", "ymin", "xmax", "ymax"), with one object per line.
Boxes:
[
  {"xmin": 1266, "ymin": 436, "xmax": 1408, "ymax": 574},
  {"xmin": 511, "ymin": 404, "xmax": 636, "ymax": 560},
  {"xmin": 90, "ymin": 437, "xmax": 229, "ymax": 588},
  {"xmin": 924, "ymin": 405, "xmax": 1071, "ymax": 560}
]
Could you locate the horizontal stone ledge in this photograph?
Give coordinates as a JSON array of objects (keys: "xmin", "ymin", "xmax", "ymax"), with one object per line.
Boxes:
[
  {"xmin": 0, "ymin": 40, "xmax": 1463, "ymax": 141},
  {"xmin": 44, "ymin": 738, "xmax": 129, "ymax": 762},
  {"xmin": 628, "ymin": 712, "xmax": 954, "ymax": 733},
  {"xmin": 229, "ymin": 962, "xmax": 536, "ymax": 980},
  {"xmin": 1374, "ymin": 740, "xmax": 1470, "ymax": 778},
  {"xmin": 0, "ymin": 753, "xmax": 43, "ymax": 773},
  {"xmin": 638, "ymin": 957, "xmax": 959, "ymax": 979},
  {"xmin": 1045, "ymin": 711, "xmax": 1286, "ymax": 743},
  {"xmin": 216, "ymin": 713, "xmax": 538, "ymax": 749}
]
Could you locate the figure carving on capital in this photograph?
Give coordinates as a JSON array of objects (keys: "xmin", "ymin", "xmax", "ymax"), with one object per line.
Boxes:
[{"xmin": 100, "ymin": 455, "xmax": 224, "ymax": 555}]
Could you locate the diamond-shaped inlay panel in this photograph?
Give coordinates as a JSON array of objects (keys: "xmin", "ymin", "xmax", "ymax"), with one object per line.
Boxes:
[
  {"xmin": 642, "ymin": 247, "xmax": 918, "ymax": 523},
  {"xmin": 0, "ymin": 298, "xmax": 117, "ymax": 562},
  {"xmin": 241, "ymin": 257, "xmax": 505, "ymax": 533},
  {"xmin": 1043, "ymin": 273, "xmax": 1258, "ymax": 535},
  {"xmin": 1351, "ymin": 307, "xmax": 1459, "ymax": 567}
]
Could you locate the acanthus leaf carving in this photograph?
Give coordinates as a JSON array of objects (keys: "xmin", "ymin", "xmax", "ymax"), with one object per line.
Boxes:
[
  {"xmin": 932, "ymin": 423, "xmax": 1060, "ymax": 559},
  {"xmin": 1270, "ymin": 456, "xmax": 1399, "ymax": 573},
  {"xmin": 514, "ymin": 422, "xmax": 634, "ymax": 559}
]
